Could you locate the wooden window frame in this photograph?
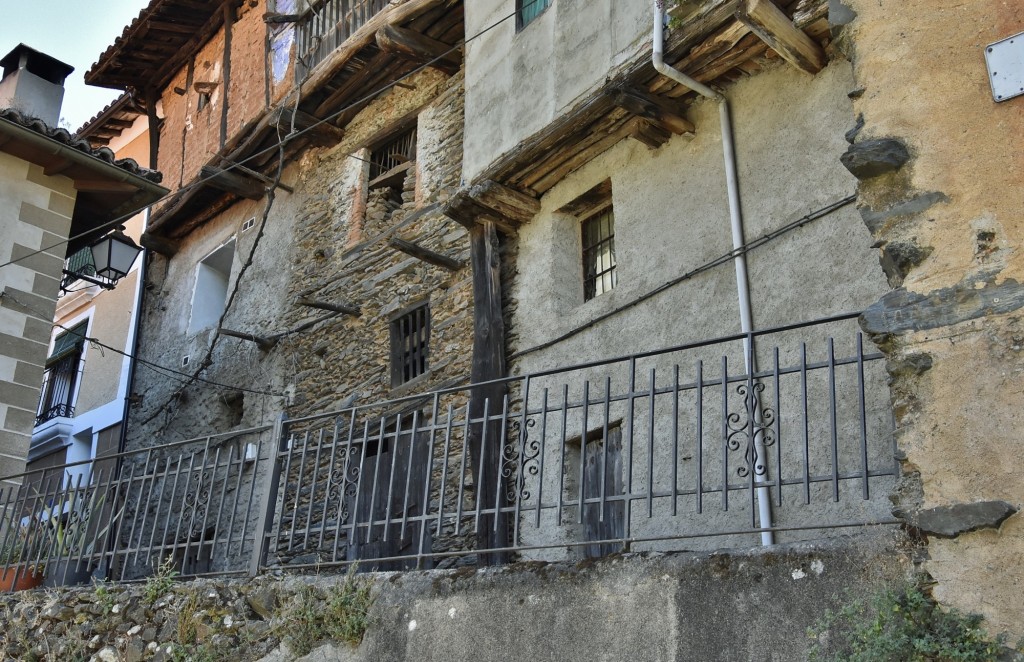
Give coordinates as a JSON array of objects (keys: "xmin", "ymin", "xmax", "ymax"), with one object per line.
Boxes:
[
  {"xmin": 389, "ymin": 301, "xmax": 430, "ymax": 387},
  {"xmin": 581, "ymin": 205, "xmax": 617, "ymax": 302}
]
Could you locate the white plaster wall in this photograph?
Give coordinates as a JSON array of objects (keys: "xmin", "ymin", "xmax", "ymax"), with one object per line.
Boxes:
[
  {"xmin": 508, "ymin": 61, "xmax": 895, "ymax": 555},
  {"xmin": 463, "ymin": 0, "xmax": 649, "ymax": 182}
]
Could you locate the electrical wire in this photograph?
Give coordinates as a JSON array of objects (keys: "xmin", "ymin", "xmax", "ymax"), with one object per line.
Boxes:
[
  {"xmin": 0, "ymin": 0, "xmax": 542, "ymax": 273},
  {"xmin": 0, "ymin": 289, "xmax": 284, "ymax": 397}
]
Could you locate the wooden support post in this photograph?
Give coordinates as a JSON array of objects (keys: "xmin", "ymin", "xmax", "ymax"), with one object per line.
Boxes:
[
  {"xmin": 388, "ymin": 237, "xmax": 464, "ymax": 271},
  {"xmin": 613, "ymin": 87, "xmax": 695, "ymax": 136},
  {"xmin": 220, "ymin": 328, "xmax": 278, "ymax": 352},
  {"xmin": 144, "ymin": 87, "xmax": 161, "ymax": 171},
  {"xmin": 735, "ymin": 0, "xmax": 826, "ymax": 74},
  {"xmin": 297, "ymin": 297, "xmax": 361, "ymax": 316},
  {"xmin": 467, "ymin": 220, "xmax": 510, "ymax": 564},
  {"xmin": 199, "ymin": 166, "xmax": 266, "ymax": 200},
  {"xmin": 375, "ymin": 24, "xmax": 461, "ymax": 74}
]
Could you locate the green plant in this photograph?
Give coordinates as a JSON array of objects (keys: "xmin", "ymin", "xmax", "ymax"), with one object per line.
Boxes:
[
  {"xmin": 808, "ymin": 579, "xmax": 1003, "ymax": 662},
  {"xmin": 92, "ymin": 578, "xmax": 116, "ymax": 615},
  {"xmin": 144, "ymin": 556, "xmax": 180, "ymax": 605},
  {"xmin": 280, "ymin": 566, "xmax": 373, "ymax": 656}
]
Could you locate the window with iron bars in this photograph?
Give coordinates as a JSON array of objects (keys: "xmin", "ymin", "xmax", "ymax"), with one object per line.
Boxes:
[
  {"xmin": 370, "ymin": 126, "xmax": 417, "ymax": 181},
  {"xmin": 582, "ymin": 207, "xmax": 617, "ymax": 301},
  {"xmin": 390, "ymin": 303, "xmax": 430, "ymax": 387},
  {"xmin": 36, "ymin": 322, "xmax": 87, "ymax": 424},
  {"xmin": 517, "ymin": 0, "xmax": 551, "ymax": 30}
]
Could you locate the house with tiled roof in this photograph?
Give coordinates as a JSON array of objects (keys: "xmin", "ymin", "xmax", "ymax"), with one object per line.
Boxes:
[{"xmin": 0, "ymin": 44, "xmax": 166, "ymax": 491}]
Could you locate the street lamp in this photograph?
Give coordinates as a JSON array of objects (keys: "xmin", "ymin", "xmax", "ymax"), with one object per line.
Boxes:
[
  {"xmin": 89, "ymin": 229, "xmax": 142, "ymax": 282},
  {"xmin": 61, "ymin": 228, "xmax": 143, "ymax": 292}
]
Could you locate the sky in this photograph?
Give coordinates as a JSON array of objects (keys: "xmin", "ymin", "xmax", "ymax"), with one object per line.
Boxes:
[{"xmin": 0, "ymin": 0, "xmax": 152, "ymax": 131}]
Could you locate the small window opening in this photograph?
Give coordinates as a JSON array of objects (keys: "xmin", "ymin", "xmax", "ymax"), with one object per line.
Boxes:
[
  {"xmin": 37, "ymin": 321, "xmax": 88, "ymax": 424},
  {"xmin": 188, "ymin": 240, "xmax": 235, "ymax": 334},
  {"xmin": 582, "ymin": 207, "xmax": 617, "ymax": 301},
  {"xmin": 369, "ymin": 126, "xmax": 417, "ymax": 211},
  {"xmin": 390, "ymin": 303, "xmax": 430, "ymax": 387},
  {"xmin": 517, "ymin": 0, "xmax": 551, "ymax": 30}
]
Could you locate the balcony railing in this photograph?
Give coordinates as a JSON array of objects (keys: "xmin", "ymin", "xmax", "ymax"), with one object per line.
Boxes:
[
  {"xmin": 0, "ymin": 313, "xmax": 899, "ymax": 585},
  {"xmin": 295, "ymin": 0, "xmax": 390, "ymax": 78},
  {"xmin": 36, "ymin": 352, "xmax": 81, "ymax": 425}
]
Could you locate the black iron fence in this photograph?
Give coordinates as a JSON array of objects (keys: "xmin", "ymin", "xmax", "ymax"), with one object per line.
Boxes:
[
  {"xmin": 0, "ymin": 313, "xmax": 899, "ymax": 585},
  {"xmin": 295, "ymin": 0, "xmax": 390, "ymax": 77}
]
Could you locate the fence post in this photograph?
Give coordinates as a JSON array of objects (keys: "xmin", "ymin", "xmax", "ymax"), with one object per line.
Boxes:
[{"xmin": 249, "ymin": 413, "xmax": 288, "ymax": 576}]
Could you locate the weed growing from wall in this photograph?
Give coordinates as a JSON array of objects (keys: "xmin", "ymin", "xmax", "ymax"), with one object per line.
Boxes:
[
  {"xmin": 280, "ymin": 566, "xmax": 374, "ymax": 656},
  {"xmin": 144, "ymin": 556, "xmax": 180, "ymax": 605},
  {"xmin": 808, "ymin": 578, "xmax": 1004, "ymax": 661}
]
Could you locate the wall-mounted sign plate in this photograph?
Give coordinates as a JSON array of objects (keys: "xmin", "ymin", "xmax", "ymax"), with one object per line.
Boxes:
[{"xmin": 985, "ymin": 31, "xmax": 1024, "ymax": 103}]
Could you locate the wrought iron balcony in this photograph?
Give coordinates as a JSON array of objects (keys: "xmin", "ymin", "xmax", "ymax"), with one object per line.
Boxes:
[{"xmin": 36, "ymin": 352, "xmax": 81, "ymax": 425}]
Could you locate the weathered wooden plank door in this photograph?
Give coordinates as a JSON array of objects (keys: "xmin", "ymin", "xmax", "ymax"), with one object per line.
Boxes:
[
  {"xmin": 583, "ymin": 427, "xmax": 624, "ymax": 559},
  {"xmin": 347, "ymin": 422, "xmax": 432, "ymax": 570}
]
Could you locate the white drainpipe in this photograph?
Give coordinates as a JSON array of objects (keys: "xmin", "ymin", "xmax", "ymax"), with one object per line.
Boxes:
[{"xmin": 653, "ymin": 1, "xmax": 774, "ymax": 546}]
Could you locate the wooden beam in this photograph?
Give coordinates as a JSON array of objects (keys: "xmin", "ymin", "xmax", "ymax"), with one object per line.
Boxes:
[
  {"xmin": 466, "ymin": 220, "xmax": 510, "ymax": 564},
  {"xmin": 297, "ymin": 297, "xmax": 361, "ymax": 316},
  {"xmin": 613, "ymin": 87, "xmax": 695, "ymax": 136},
  {"xmin": 220, "ymin": 328, "xmax": 277, "ymax": 352},
  {"xmin": 199, "ymin": 166, "xmax": 266, "ymax": 200},
  {"xmin": 273, "ymin": 107, "xmax": 345, "ymax": 146},
  {"xmin": 628, "ymin": 118, "xmax": 673, "ymax": 149},
  {"xmin": 468, "ymin": 180, "xmax": 540, "ymax": 226},
  {"xmin": 139, "ymin": 232, "xmax": 180, "ymax": 257},
  {"xmin": 375, "ymin": 24, "xmax": 461, "ymax": 74},
  {"xmin": 735, "ymin": 0, "xmax": 826, "ymax": 74},
  {"xmin": 388, "ymin": 236, "xmax": 464, "ymax": 271},
  {"xmin": 299, "ymin": 0, "xmax": 454, "ymax": 102},
  {"xmin": 368, "ymin": 161, "xmax": 414, "ymax": 190},
  {"xmin": 263, "ymin": 12, "xmax": 300, "ymax": 23}
]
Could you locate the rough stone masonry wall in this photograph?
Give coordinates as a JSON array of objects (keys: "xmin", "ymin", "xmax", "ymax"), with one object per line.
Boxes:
[
  {"xmin": 836, "ymin": 0, "xmax": 1024, "ymax": 639},
  {"xmin": 0, "ymin": 535, "xmax": 912, "ymax": 662},
  {"xmin": 265, "ymin": 68, "xmax": 477, "ymax": 566}
]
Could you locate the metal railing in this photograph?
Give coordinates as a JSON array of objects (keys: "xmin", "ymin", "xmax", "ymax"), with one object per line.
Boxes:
[
  {"xmin": 0, "ymin": 427, "xmax": 272, "ymax": 586},
  {"xmin": 295, "ymin": 0, "xmax": 390, "ymax": 78},
  {"xmin": 1, "ymin": 313, "xmax": 899, "ymax": 585},
  {"xmin": 36, "ymin": 352, "xmax": 81, "ymax": 425}
]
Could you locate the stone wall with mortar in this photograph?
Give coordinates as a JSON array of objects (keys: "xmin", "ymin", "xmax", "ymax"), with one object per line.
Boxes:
[
  {"xmin": 124, "ymin": 68, "xmax": 472, "ymax": 571},
  {"xmin": 834, "ymin": 0, "xmax": 1024, "ymax": 640},
  {"xmin": 0, "ymin": 535, "xmax": 914, "ymax": 662}
]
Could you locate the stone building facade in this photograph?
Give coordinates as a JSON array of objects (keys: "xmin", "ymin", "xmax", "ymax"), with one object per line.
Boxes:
[
  {"xmin": 0, "ymin": 46, "xmax": 166, "ymax": 489},
  {"xmin": 8, "ymin": 0, "xmax": 1019, "ymax": 642},
  {"xmin": 79, "ymin": 0, "xmax": 475, "ymax": 573}
]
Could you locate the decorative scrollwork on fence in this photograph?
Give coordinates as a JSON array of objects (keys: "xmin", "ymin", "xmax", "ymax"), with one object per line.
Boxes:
[
  {"xmin": 325, "ymin": 444, "xmax": 361, "ymax": 528},
  {"xmin": 501, "ymin": 418, "xmax": 540, "ymax": 503},
  {"xmin": 183, "ymin": 469, "xmax": 215, "ymax": 539},
  {"xmin": 726, "ymin": 382, "xmax": 776, "ymax": 478}
]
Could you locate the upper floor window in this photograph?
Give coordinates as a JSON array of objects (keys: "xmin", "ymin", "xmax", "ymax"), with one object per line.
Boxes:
[
  {"xmin": 188, "ymin": 240, "xmax": 235, "ymax": 334},
  {"xmin": 517, "ymin": 0, "xmax": 551, "ymax": 30},
  {"xmin": 582, "ymin": 207, "xmax": 616, "ymax": 301},
  {"xmin": 37, "ymin": 322, "xmax": 88, "ymax": 424},
  {"xmin": 390, "ymin": 303, "xmax": 430, "ymax": 387},
  {"xmin": 365, "ymin": 125, "xmax": 418, "ymax": 233}
]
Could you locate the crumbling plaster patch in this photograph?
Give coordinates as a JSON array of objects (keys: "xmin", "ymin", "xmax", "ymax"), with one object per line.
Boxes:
[{"xmin": 844, "ymin": 0, "xmax": 1024, "ymax": 637}]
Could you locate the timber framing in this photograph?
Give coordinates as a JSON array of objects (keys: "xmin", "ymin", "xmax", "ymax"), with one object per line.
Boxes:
[
  {"xmin": 467, "ymin": 0, "xmax": 828, "ymax": 201},
  {"xmin": 140, "ymin": 0, "xmax": 464, "ymax": 240},
  {"xmin": 388, "ymin": 236, "xmax": 465, "ymax": 271}
]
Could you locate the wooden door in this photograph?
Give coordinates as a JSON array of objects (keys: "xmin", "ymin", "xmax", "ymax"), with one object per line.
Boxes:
[
  {"xmin": 583, "ymin": 427, "xmax": 624, "ymax": 559},
  {"xmin": 346, "ymin": 421, "xmax": 432, "ymax": 570}
]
